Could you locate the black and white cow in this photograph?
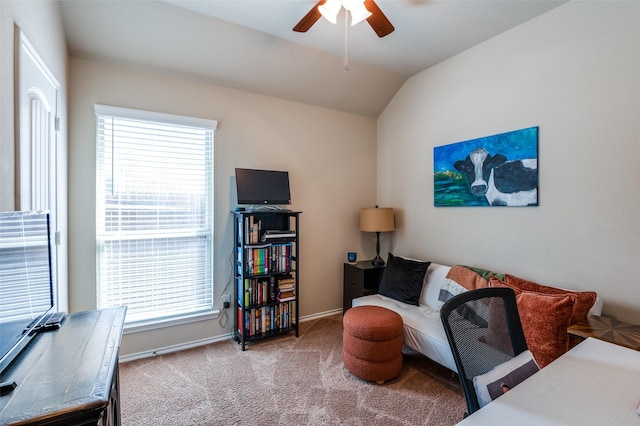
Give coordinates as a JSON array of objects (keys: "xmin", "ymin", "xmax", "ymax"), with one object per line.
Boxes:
[{"xmin": 453, "ymin": 148, "xmax": 538, "ymax": 206}]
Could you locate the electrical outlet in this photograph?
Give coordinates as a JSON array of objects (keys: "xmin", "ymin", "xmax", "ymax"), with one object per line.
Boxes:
[{"xmin": 221, "ymin": 294, "xmax": 230, "ymax": 308}]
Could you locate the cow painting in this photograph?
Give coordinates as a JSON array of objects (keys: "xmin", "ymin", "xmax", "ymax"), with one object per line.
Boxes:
[{"xmin": 453, "ymin": 148, "xmax": 538, "ymax": 206}]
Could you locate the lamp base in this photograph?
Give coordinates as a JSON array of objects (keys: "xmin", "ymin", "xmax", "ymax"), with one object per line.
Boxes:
[{"xmin": 371, "ymin": 254, "xmax": 386, "ymax": 267}]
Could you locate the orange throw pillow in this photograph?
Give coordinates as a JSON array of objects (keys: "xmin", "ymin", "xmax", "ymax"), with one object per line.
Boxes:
[
  {"xmin": 503, "ymin": 274, "xmax": 596, "ymax": 325},
  {"xmin": 490, "ymin": 277, "xmax": 576, "ymax": 368}
]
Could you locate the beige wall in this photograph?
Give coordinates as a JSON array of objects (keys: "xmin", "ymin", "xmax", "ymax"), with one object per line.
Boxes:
[
  {"xmin": 68, "ymin": 58, "xmax": 378, "ymax": 356},
  {"xmin": 378, "ymin": 1, "xmax": 640, "ymax": 323}
]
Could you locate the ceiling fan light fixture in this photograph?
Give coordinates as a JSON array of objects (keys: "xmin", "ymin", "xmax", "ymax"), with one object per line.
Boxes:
[
  {"xmin": 318, "ymin": 0, "xmax": 342, "ymax": 24},
  {"xmin": 294, "ymin": 0, "xmax": 393, "ymax": 38},
  {"xmin": 348, "ymin": 2, "xmax": 372, "ymax": 26},
  {"xmin": 341, "ymin": 0, "xmax": 361, "ymax": 10}
]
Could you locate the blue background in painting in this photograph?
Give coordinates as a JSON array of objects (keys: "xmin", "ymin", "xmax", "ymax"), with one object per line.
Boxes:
[{"xmin": 434, "ymin": 126, "xmax": 538, "ymax": 172}]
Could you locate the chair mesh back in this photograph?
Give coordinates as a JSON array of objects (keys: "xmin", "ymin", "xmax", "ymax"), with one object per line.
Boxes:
[{"xmin": 440, "ymin": 287, "xmax": 528, "ymax": 415}]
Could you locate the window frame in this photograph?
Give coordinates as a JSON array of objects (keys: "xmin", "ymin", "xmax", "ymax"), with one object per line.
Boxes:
[{"xmin": 94, "ymin": 104, "xmax": 218, "ymax": 331}]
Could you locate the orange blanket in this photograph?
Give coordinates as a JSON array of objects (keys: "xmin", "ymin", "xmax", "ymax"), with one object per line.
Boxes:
[{"xmin": 445, "ymin": 265, "xmax": 490, "ymax": 291}]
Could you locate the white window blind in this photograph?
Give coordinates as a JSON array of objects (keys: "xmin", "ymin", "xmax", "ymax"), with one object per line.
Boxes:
[
  {"xmin": 0, "ymin": 212, "xmax": 52, "ymax": 323},
  {"xmin": 95, "ymin": 105, "xmax": 217, "ymax": 325}
]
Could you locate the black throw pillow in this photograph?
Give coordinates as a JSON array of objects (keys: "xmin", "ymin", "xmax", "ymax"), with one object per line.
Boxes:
[{"xmin": 377, "ymin": 253, "xmax": 430, "ymax": 306}]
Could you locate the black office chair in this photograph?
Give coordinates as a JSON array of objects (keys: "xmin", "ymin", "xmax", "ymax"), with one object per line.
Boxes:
[{"xmin": 440, "ymin": 287, "xmax": 533, "ymax": 417}]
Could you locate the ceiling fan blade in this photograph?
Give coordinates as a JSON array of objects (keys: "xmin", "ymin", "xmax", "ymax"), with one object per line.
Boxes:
[
  {"xmin": 293, "ymin": 0, "xmax": 325, "ymax": 33},
  {"xmin": 365, "ymin": 0, "xmax": 395, "ymax": 38}
]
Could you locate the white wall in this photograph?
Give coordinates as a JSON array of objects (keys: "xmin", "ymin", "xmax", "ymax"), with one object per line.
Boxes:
[
  {"xmin": 0, "ymin": 0, "xmax": 69, "ymax": 309},
  {"xmin": 68, "ymin": 58, "xmax": 377, "ymax": 356},
  {"xmin": 378, "ymin": 1, "xmax": 640, "ymax": 323},
  {"xmin": 0, "ymin": 0, "xmax": 68, "ymax": 210}
]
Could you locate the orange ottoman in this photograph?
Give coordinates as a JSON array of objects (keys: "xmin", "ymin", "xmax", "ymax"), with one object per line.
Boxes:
[{"xmin": 343, "ymin": 305, "xmax": 404, "ymax": 384}]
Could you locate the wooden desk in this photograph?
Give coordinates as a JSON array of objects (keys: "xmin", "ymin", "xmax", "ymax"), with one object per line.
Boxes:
[
  {"xmin": 457, "ymin": 338, "xmax": 640, "ymax": 425},
  {"xmin": 0, "ymin": 307, "xmax": 126, "ymax": 425},
  {"xmin": 568, "ymin": 315, "xmax": 640, "ymax": 350}
]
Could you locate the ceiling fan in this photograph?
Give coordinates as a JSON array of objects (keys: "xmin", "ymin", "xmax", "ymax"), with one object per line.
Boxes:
[{"xmin": 293, "ymin": 0, "xmax": 395, "ymax": 38}]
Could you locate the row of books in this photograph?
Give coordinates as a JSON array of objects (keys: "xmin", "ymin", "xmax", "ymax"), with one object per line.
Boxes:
[
  {"xmin": 239, "ymin": 242, "xmax": 293, "ymax": 275},
  {"xmin": 237, "ymin": 301, "xmax": 295, "ymax": 338},
  {"xmin": 237, "ymin": 276, "xmax": 296, "ymax": 307},
  {"xmin": 243, "ymin": 215, "xmax": 262, "ymax": 245}
]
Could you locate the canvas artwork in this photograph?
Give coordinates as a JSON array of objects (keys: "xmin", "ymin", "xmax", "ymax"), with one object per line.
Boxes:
[{"xmin": 434, "ymin": 127, "xmax": 539, "ymax": 207}]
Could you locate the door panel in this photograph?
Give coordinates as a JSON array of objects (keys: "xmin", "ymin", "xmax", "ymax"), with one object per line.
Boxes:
[{"xmin": 16, "ymin": 28, "xmax": 65, "ymax": 310}]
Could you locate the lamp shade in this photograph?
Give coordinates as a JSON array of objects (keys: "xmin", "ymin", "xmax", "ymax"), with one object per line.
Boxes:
[
  {"xmin": 360, "ymin": 207, "xmax": 394, "ymax": 232},
  {"xmin": 319, "ymin": 0, "xmax": 342, "ymax": 24},
  {"xmin": 348, "ymin": 2, "xmax": 372, "ymax": 26}
]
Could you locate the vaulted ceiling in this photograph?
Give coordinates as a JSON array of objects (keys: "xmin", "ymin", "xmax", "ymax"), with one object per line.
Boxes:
[{"xmin": 59, "ymin": 0, "xmax": 565, "ymax": 117}]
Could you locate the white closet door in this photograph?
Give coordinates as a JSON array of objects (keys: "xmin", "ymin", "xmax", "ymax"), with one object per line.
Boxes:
[{"xmin": 16, "ymin": 29, "xmax": 64, "ymax": 311}]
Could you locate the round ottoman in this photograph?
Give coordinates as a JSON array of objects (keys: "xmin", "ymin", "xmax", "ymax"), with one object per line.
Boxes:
[{"xmin": 343, "ymin": 305, "xmax": 404, "ymax": 384}]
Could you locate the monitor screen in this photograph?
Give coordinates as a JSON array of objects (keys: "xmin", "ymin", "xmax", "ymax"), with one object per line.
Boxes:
[
  {"xmin": 0, "ymin": 211, "xmax": 54, "ymax": 375},
  {"xmin": 235, "ymin": 168, "xmax": 291, "ymax": 205}
]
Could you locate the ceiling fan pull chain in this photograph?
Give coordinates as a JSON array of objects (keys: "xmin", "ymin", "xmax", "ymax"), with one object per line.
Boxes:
[{"xmin": 343, "ymin": 9, "xmax": 350, "ymax": 72}]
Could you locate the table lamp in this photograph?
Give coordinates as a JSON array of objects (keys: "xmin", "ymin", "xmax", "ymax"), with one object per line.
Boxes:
[{"xmin": 360, "ymin": 207, "xmax": 394, "ymax": 267}]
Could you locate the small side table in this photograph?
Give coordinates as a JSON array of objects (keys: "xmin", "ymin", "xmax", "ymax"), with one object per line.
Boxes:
[
  {"xmin": 568, "ymin": 315, "xmax": 640, "ymax": 351},
  {"xmin": 343, "ymin": 261, "xmax": 385, "ymax": 314}
]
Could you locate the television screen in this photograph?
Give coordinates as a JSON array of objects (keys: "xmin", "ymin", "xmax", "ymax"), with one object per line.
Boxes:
[
  {"xmin": 0, "ymin": 211, "xmax": 54, "ymax": 376},
  {"xmin": 235, "ymin": 168, "xmax": 291, "ymax": 205}
]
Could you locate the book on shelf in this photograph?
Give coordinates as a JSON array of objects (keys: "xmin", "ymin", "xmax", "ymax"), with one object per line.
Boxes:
[
  {"xmin": 248, "ymin": 216, "xmax": 261, "ymax": 245},
  {"xmin": 254, "ymin": 308, "xmax": 261, "ymax": 335},
  {"xmin": 238, "ymin": 304, "xmax": 294, "ymax": 338},
  {"xmin": 240, "ymin": 215, "xmax": 267, "ymax": 245},
  {"xmin": 277, "ymin": 277, "xmax": 295, "ymax": 289},
  {"xmin": 270, "ymin": 243, "xmax": 293, "ymax": 272},
  {"xmin": 244, "ymin": 243, "xmax": 293, "ymax": 275},
  {"xmin": 238, "ymin": 277, "xmax": 247, "ymax": 306},
  {"xmin": 245, "ymin": 246, "xmax": 269, "ymax": 275},
  {"xmin": 270, "ymin": 277, "xmax": 278, "ymax": 301},
  {"xmin": 282, "ymin": 302, "xmax": 290, "ymax": 330},
  {"xmin": 241, "ymin": 278, "xmax": 276, "ymax": 306},
  {"xmin": 264, "ymin": 307, "xmax": 270, "ymax": 332},
  {"xmin": 278, "ymin": 292, "xmax": 296, "ymax": 302}
]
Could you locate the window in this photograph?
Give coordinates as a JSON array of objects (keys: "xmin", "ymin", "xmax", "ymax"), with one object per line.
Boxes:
[{"xmin": 95, "ymin": 105, "xmax": 217, "ymax": 327}]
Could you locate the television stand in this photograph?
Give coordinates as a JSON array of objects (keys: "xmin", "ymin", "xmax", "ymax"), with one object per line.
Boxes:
[{"xmin": 0, "ymin": 307, "xmax": 126, "ymax": 425}]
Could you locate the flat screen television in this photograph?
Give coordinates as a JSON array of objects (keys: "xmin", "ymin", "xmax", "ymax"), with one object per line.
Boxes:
[
  {"xmin": 235, "ymin": 168, "xmax": 291, "ymax": 205},
  {"xmin": 0, "ymin": 211, "xmax": 54, "ymax": 377}
]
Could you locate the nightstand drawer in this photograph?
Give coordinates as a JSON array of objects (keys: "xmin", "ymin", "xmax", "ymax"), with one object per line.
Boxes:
[{"xmin": 343, "ymin": 261, "xmax": 385, "ymax": 313}]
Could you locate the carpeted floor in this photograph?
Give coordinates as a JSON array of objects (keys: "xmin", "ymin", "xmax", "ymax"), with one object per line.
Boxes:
[{"xmin": 119, "ymin": 315, "xmax": 465, "ymax": 425}]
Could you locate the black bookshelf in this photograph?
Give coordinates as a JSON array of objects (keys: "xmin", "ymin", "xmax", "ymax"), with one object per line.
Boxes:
[{"xmin": 233, "ymin": 210, "xmax": 300, "ymax": 350}]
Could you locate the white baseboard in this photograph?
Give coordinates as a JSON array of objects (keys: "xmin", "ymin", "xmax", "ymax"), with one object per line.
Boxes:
[
  {"xmin": 299, "ymin": 308, "xmax": 343, "ymax": 322},
  {"xmin": 119, "ymin": 333, "xmax": 233, "ymax": 363},
  {"xmin": 118, "ymin": 308, "xmax": 343, "ymax": 363}
]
